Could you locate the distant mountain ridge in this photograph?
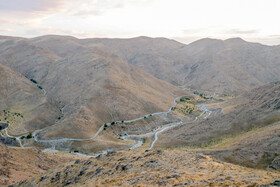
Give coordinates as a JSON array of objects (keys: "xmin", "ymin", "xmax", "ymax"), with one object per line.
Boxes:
[
  {"xmin": 79, "ymin": 36, "xmax": 280, "ymax": 95},
  {"xmin": 1, "ymin": 35, "xmax": 280, "ymax": 96}
]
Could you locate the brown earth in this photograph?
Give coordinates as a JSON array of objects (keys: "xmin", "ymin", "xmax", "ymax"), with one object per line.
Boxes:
[
  {"xmin": 11, "ymin": 149, "xmax": 280, "ymax": 187},
  {"xmin": 0, "ymin": 63, "xmax": 58, "ymax": 136},
  {"xmin": 0, "ymin": 143, "xmax": 76, "ymax": 186}
]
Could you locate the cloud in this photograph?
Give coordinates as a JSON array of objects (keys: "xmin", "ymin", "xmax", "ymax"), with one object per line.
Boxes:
[
  {"xmin": 0, "ymin": 0, "xmax": 66, "ymax": 12},
  {"xmin": 71, "ymin": 0, "xmax": 153, "ymax": 17},
  {"xmin": 73, "ymin": 10, "xmax": 103, "ymax": 16},
  {"xmin": 226, "ymin": 29, "xmax": 260, "ymax": 35},
  {"xmin": 0, "ymin": 0, "xmax": 279, "ymax": 46}
]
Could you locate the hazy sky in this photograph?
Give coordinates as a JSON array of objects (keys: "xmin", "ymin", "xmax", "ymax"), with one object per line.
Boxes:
[{"xmin": 1, "ymin": 0, "xmax": 280, "ymax": 45}]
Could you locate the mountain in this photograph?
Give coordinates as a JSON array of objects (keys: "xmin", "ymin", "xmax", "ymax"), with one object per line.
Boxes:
[
  {"xmin": 79, "ymin": 36, "xmax": 280, "ymax": 95},
  {"xmin": 182, "ymin": 38, "xmax": 280, "ymax": 94},
  {"xmin": 1, "ymin": 34, "xmax": 280, "ymax": 186},
  {"xmin": 3, "ymin": 35, "xmax": 280, "ymax": 96},
  {"xmin": 36, "ymin": 47, "xmax": 185, "ymax": 140},
  {"xmin": 0, "ymin": 36, "xmax": 185, "ymax": 140},
  {"xmin": 0, "ymin": 63, "xmax": 58, "ymax": 136},
  {"xmin": 158, "ymin": 81, "xmax": 280, "ymax": 169}
]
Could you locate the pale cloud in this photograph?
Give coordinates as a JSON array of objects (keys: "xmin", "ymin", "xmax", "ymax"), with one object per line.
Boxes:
[
  {"xmin": 226, "ymin": 29, "xmax": 260, "ymax": 35},
  {"xmin": 0, "ymin": 0, "xmax": 66, "ymax": 12},
  {"xmin": 0, "ymin": 0, "xmax": 279, "ymax": 45},
  {"xmin": 73, "ymin": 10, "xmax": 103, "ymax": 17}
]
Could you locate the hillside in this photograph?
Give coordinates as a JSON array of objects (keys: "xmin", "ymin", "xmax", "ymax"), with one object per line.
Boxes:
[
  {"xmin": 80, "ymin": 36, "xmax": 280, "ymax": 95},
  {"xmin": 0, "ymin": 35, "xmax": 280, "ymax": 186},
  {"xmin": 0, "ymin": 36, "xmax": 185, "ymax": 141},
  {"xmin": 0, "ymin": 143, "xmax": 71, "ymax": 186},
  {"xmin": 2, "ymin": 35, "xmax": 280, "ymax": 96},
  {"xmin": 0, "ymin": 63, "xmax": 58, "ymax": 136},
  {"xmin": 158, "ymin": 81, "xmax": 280, "ymax": 169},
  {"xmin": 12, "ymin": 150, "xmax": 280, "ymax": 186}
]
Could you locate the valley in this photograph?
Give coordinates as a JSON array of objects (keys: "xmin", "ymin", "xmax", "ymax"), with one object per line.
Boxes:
[{"xmin": 0, "ymin": 35, "xmax": 279, "ymax": 186}]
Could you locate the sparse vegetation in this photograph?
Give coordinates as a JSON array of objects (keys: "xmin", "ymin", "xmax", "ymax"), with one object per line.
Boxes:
[
  {"xmin": 30, "ymin": 79, "xmax": 38, "ymax": 84},
  {"xmin": 193, "ymin": 91, "xmax": 209, "ymax": 99},
  {"xmin": 173, "ymin": 98, "xmax": 198, "ymax": 115},
  {"xmin": 180, "ymin": 98, "xmax": 190, "ymax": 102},
  {"xmin": 104, "ymin": 124, "xmax": 108, "ymax": 130},
  {"xmin": 0, "ymin": 110, "xmax": 23, "ymax": 126},
  {"xmin": 26, "ymin": 133, "xmax": 33, "ymax": 139}
]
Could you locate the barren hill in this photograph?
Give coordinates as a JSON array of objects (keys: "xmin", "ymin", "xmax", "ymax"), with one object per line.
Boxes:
[
  {"xmin": 0, "ymin": 63, "xmax": 58, "ymax": 136},
  {"xmin": 2, "ymin": 35, "xmax": 280, "ymax": 96},
  {"xmin": 1, "ymin": 34, "xmax": 280, "ymax": 165},
  {"xmin": 79, "ymin": 36, "xmax": 280, "ymax": 95},
  {"xmin": 12, "ymin": 150, "xmax": 280, "ymax": 186},
  {"xmin": 0, "ymin": 36, "xmax": 185, "ymax": 140},
  {"xmin": 36, "ymin": 48, "xmax": 185, "ymax": 139},
  {"xmin": 0, "ymin": 143, "xmax": 72, "ymax": 186},
  {"xmin": 158, "ymin": 81, "xmax": 280, "ymax": 169}
]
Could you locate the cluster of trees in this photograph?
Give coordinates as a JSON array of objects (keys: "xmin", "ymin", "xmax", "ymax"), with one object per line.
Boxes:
[
  {"xmin": 180, "ymin": 97, "xmax": 190, "ymax": 102},
  {"xmin": 193, "ymin": 91, "xmax": 209, "ymax": 100},
  {"xmin": 20, "ymin": 133, "xmax": 33, "ymax": 139},
  {"xmin": 29, "ymin": 79, "xmax": 43, "ymax": 90},
  {"xmin": 0, "ymin": 110, "xmax": 23, "ymax": 124},
  {"xmin": 30, "ymin": 79, "xmax": 38, "ymax": 84}
]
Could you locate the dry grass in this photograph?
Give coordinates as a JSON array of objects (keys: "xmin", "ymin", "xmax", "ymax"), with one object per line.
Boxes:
[{"xmin": 14, "ymin": 150, "xmax": 280, "ymax": 186}]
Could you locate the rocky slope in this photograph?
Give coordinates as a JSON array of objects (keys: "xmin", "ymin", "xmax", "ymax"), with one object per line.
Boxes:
[
  {"xmin": 3, "ymin": 35, "xmax": 280, "ymax": 96},
  {"xmin": 12, "ymin": 150, "xmax": 280, "ymax": 186},
  {"xmin": 158, "ymin": 81, "xmax": 280, "ymax": 169},
  {"xmin": 0, "ymin": 36, "xmax": 185, "ymax": 140},
  {"xmin": 34, "ymin": 48, "xmax": 185, "ymax": 140},
  {"xmin": 81, "ymin": 36, "xmax": 280, "ymax": 95},
  {"xmin": 0, "ymin": 143, "xmax": 71, "ymax": 186},
  {"xmin": 0, "ymin": 63, "xmax": 58, "ymax": 136},
  {"xmin": 0, "ymin": 35, "xmax": 280, "ymax": 186}
]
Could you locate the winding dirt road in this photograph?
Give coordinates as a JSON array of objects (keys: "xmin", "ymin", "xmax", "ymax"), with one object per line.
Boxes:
[{"xmin": 3, "ymin": 95, "xmax": 215, "ymax": 155}]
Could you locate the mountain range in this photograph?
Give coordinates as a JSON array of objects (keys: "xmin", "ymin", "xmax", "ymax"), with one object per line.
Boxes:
[{"xmin": 0, "ymin": 35, "xmax": 280, "ymax": 186}]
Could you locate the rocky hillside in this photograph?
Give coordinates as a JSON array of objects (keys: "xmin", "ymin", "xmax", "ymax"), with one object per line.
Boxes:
[
  {"xmin": 159, "ymin": 81, "xmax": 280, "ymax": 169},
  {"xmin": 3, "ymin": 35, "xmax": 280, "ymax": 96},
  {"xmin": 0, "ymin": 36, "xmax": 185, "ymax": 140},
  {"xmin": 0, "ymin": 63, "xmax": 58, "ymax": 136},
  {"xmin": 81, "ymin": 36, "xmax": 280, "ymax": 95},
  {"xmin": 0, "ymin": 143, "xmax": 71, "ymax": 186},
  {"xmin": 12, "ymin": 150, "xmax": 280, "ymax": 186}
]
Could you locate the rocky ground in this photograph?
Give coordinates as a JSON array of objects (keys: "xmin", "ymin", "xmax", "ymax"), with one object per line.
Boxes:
[
  {"xmin": 0, "ymin": 143, "xmax": 76, "ymax": 186},
  {"xmin": 12, "ymin": 149, "xmax": 280, "ymax": 187}
]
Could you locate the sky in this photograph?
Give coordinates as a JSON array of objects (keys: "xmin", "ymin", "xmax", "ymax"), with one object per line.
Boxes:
[{"xmin": 0, "ymin": 0, "xmax": 280, "ymax": 45}]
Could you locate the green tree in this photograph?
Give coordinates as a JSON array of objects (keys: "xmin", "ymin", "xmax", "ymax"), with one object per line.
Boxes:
[{"xmin": 26, "ymin": 133, "xmax": 33, "ymax": 139}]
